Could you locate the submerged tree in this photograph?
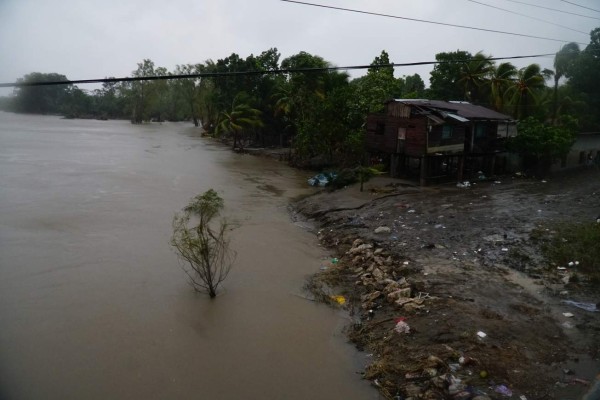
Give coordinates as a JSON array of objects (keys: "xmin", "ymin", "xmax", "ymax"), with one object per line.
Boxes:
[{"xmin": 171, "ymin": 189, "xmax": 235, "ymax": 298}]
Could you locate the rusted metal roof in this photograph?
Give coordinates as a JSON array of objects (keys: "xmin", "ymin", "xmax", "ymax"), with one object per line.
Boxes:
[{"xmin": 390, "ymin": 99, "xmax": 513, "ymax": 121}]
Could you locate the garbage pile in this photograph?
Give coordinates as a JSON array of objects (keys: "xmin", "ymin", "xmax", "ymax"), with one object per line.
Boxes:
[
  {"xmin": 316, "ymin": 238, "xmax": 531, "ymax": 400},
  {"xmin": 343, "ymin": 238, "xmax": 435, "ymax": 314}
]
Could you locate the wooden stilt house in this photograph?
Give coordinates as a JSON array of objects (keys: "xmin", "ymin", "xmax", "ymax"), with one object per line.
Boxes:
[{"xmin": 366, "ymin": 99, "xmax": 516, "ymax": 185}]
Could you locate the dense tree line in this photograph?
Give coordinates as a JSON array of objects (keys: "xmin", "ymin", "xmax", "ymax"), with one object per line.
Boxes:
[{"xmin": 1, "ymin": 27, "xmax": 598, "ymax": 167}]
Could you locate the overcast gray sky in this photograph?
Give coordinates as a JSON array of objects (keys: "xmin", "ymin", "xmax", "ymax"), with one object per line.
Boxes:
[{"xmin": 0, "ymin": 0, "xmax": 598, "ymax": 94}]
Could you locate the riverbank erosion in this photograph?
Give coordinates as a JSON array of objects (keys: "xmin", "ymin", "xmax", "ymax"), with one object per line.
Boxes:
[{"xmin": 292, "ymin": 170, "xmax": 600, "ymax": 400}]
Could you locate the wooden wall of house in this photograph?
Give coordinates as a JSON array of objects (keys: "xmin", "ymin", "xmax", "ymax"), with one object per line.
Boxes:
[
  {"xmin": 366, "ymin": 114, "xmax": 428, "ymax": 156},
  {"xmin": 404, "ymin": 117, "xmax": 428, "ymax": 156},
  {"xmin": 366, "ymin": 114, "xmax": 397, "ymax": 153}
]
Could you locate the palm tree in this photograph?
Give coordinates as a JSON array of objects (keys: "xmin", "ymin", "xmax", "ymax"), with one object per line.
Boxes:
[
  {"xmin": 506, "ymin": 64, "xmax": 546, "ymax": 119},
  {"xmin": 552, "ymin": 43, "xmax": 580, "ymax": 122},
  {"xmin": 457, "ymin": 52, "xmax": 493, "ymax": 103},
  {"xmin": 215, "ymin": 94, "xmax": 263, "ymax": 150},
  {"xmin": 488, "ymin": 62, "xmax": 517, "ymax": 112}
]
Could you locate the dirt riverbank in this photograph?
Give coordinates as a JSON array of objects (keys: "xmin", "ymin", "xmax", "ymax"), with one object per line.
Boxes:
[{"xmin": 292, "ymin": 169, "xmax": 600, "ymax": 400}]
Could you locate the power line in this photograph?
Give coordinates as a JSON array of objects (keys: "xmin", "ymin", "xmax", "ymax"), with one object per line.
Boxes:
[
  {"xmin": 280, "ymin": 0, "xmax": 588, "ymax": 45},
  {"xmin": 466, "ymin": 0, "xmax": 589, "ymax": 34},
  {"xmin": 560, "ymin": 0, "xmax": 600, "ymax": 13},
  {"xmin": 0, "ymin": 54, "xmax": 555, "ymax": 88},
  {"xmin": 500, "ymin": 0, "xmax": 600, "ymax": 20}
]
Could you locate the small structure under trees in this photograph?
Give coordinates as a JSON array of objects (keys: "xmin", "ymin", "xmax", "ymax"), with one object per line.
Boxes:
[{"xmin": 171, "ymin": 189, "xmax": 235, "ymax": 298}]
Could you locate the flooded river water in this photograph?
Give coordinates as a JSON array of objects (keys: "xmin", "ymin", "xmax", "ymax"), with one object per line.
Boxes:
[{"xmin": 0, "ymin": 112, "xmax": 376, "ymax": 400}]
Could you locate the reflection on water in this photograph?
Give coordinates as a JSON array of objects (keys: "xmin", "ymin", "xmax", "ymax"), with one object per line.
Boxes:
[{"xmin": 0, "ymin": 112, "xmax": 376, "ymax": 400}]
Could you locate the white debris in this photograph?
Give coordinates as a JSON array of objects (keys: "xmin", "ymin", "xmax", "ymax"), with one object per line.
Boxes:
[{"xmin": 374, "ymin": 226, "xmax": 391, "ymax": 234}]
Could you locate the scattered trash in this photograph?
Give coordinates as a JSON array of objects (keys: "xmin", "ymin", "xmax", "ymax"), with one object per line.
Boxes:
[
  {"xmin": 494, "ymin": 384, "xmax": 513, "ymax": 397},
  {"xmin": 403, "ymin": 261, "xmax": 409, "ymax": 265},
  {"xmin": 572, "ymin": 378, "xmax": 591, "ymax": 386},
  {"xmin": 447, "ymin": 376, "xmax": 464, "ymax": 395},
  {"xmin": 374, "ymin": 226, "xmax": 391, "ymax": 234},
  {"xmin": 557, "ymin": 266, "xmax": 567, "ymax": 271},
  {"xmin": 407, "ymin": 209, "xmax": 416, "ymax": 213},
  {"xmin": 563, "ymin": 312, "xmax": 574, "ymax": 318},
  {"xmin": 562, "ymin": 300, "xmax": 598, "ymax": 312},
  {"xmin": 541, "ymin": 180, "xmax": 547, "ymax": 183},
  {"xmin": 477, "ymin": 331, "xmax": 487, "ymax": 339},
  {"xmin": 562, "ymin": 321, "xmax": 574, "ymax": 329},
  {"xmin": 457, "ymin": 356, "xmax": 477, "ymax": 369},
  {"xmin": 501, "ymin": 248, "xmax": 509, "ymax": 252},
  {"xmin": 520, "ymin": 395, "xmax": 528, "ymax": 400},
  {"xmin": 331, "ymin": 295, "xmax": 346, "ymax": 305},
  {"xmin": 456, "ymin": 181, "xmax": 471, "ymax": 188},
  {"xmin": 394, "ymin": 317, "xmax": 410, "ymax": 334},
  {"xmin": 331, "ymin": 257, "xmax": 339, "ymax": 264},
  {"xmin": 307, "ymin": 172, "xmax": 337, "ymax": 187},
  {"xmin": 494, "ymin": 181, "xmax": 502, "ymax": 184},
  {"xmin": 567, "ymin": 261, "xmax": 579, "ymax": 267}
]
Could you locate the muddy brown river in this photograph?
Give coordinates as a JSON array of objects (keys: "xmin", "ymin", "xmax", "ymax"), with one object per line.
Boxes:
[{"xmin": 0, "ymin": 112, "xmax": 376, "ymax": 400}]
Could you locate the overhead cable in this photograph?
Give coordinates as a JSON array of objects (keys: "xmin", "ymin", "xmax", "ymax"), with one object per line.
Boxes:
[
  {"xmin": 280, "ymin": 0, "xmax": 588, "ymax": 45},
  {"xmin": 560, "ymin": 0, "xmax": 600, "ymax": 13},
  {"xmin": 500, "ymin": 0, "xmax": 600, "ymax": 20},
  {"xmin": 466, "ymin": 0, "xmax": 589, "ymax": 34},
  {"xmin": 0, "ymin": 54, "xmax": 554, "ymax": 88}
]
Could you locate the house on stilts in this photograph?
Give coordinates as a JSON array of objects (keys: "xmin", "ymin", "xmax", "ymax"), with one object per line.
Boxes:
[{"xmin": 365, "ymin": 99, "xmax": 517, "ymax": 185}]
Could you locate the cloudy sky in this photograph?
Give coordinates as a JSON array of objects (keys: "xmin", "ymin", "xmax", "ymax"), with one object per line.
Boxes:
[{"xmin": 0, "ymin": 0, "xmax": 598, "ymax": 94}]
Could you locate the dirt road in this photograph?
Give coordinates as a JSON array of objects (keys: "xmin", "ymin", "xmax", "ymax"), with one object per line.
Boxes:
[{"xmin": 294, "ymin": 169, "xmax": 600, "ymax": 399}]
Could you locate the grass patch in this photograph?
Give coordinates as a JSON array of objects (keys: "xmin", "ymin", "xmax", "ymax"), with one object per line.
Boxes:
[{"xmin": 540, "ymin": 222, "xmax": 600, "ymax": 284}]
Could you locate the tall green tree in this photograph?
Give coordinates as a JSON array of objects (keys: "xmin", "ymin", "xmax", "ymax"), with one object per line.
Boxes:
[
  {"xmin": 351, "ymin": 50, "xmax": 401, "ymax": 114},
  {"xmin": 150, "ymin": 66, "xmax": 170, "ymax": 122},
  {"xmin": 62, "ymin": 87, "xmax": 93, "ymax": 118},
  {"xmin": 428, "ymin": 50, "xmax": 472, "ymax": 100},
  {"xmin": 553, "ymin": 43, "xmax": 580, "ymax": 121},
  {"xmin": 172, "ymin": 64, "xmax": 203, "ymax": 126},
  {"xmin": 130, "ymin": 59, "xmax": 156, "ymax": 123},
  {"xmin": 566, "ymin": 27, "xmax": 600, "ymax": 130},
  {"xmin": 457, "ymin": 51, "xmax": 493, "ymax": 104},
  {"xmin": 505, "ymin": 64, "xmax": 546, "ymax": 120},
  {"xmin": 402, "ymin": 73, "xmax": 426, "ymax": 98},
  {"xmin": 215, "ymin": 94, "xmax": 263, "ymax": 150},
  {"xmin": 12, "ymin": 72, "xmax": 71, "ymax": 114},
  {"xmin": 278, "ymin": 51, "xmax": 354, "ymax": 164},
  {"xmin": 488, "ymin": 62, "xmax": 517, "ymax": 112}
]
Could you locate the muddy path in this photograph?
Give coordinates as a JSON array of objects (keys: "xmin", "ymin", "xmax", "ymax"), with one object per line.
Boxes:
[{"xmin": 293, "ymin": 169, "xmax": 600, "ymax": 399}]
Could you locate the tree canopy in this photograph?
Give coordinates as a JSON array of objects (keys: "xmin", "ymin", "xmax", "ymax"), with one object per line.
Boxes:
[{"xmin": 3, "ymin": 28, "xmax": 600, "ymax": 167}]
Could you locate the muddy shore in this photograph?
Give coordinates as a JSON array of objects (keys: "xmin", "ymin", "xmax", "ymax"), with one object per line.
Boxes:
[{"xmin": 292, "ymin": 169, "xmax": 600, "ymax": 400}]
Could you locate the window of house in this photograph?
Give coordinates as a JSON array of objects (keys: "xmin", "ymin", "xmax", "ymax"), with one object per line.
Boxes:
[
  {"xmin": 375, "ymin": 122, "xmax": 385, "ymax": 135},
  {"xmin": 475, "ymin": 123, "xmax": 486, "ymax": 138},
  {"xmin": 442, "ymin": 125, "xmax": 453, "ymax": 139}
]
